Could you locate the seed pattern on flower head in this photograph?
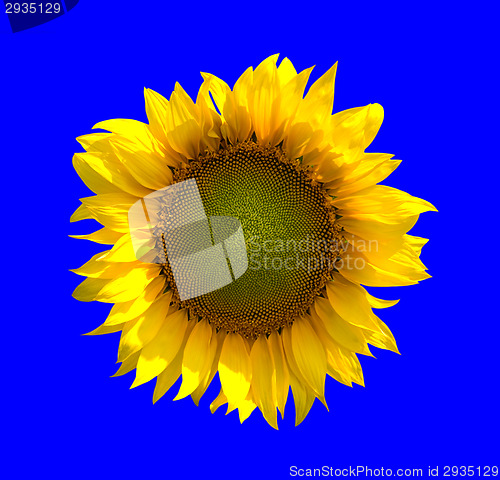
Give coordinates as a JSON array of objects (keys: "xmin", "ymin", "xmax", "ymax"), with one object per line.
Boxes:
[{"xmin": 160, "ymin": 141, "xmax": 343, "ymax": 338}]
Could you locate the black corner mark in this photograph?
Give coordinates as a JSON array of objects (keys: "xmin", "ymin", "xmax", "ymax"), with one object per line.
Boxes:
[{"xmin": 4, "ymin": 1, "xmax": 79, "ymax": 33}]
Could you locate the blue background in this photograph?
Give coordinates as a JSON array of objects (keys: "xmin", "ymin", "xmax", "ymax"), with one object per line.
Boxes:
[{"xmin": 1, "ymin": 1, "xmax": 498, "ymax": 478}]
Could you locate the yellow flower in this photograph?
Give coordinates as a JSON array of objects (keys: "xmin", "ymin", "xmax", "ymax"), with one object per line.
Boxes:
[{"xmin": 71, "ymin": 55, "xmax": 435, "ymax": 428}]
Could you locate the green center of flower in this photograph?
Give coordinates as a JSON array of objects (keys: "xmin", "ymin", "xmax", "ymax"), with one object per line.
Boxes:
[{"xmin": 166, "ymin": 141, "xmax": 341, "ymax": 337}]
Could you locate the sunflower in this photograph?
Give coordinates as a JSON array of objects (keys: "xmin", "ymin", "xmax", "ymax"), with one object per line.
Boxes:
[{"xmin": 71, "ymin": 55, "xmax": 435, "ymax": 428}]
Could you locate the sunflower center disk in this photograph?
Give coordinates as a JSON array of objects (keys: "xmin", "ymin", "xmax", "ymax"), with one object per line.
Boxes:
[{"xmin": 170, "ymin": 142, "xmax": 341, "ymax": 338}]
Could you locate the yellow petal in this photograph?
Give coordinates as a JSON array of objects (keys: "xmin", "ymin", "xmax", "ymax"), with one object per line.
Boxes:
[
  {"xmin": 200, "ymin": 72, "xmax": 240, "ymax": 144},
  {"xmin": 344, "ymin": 231, "xmax": 404, "ymax": 263},
  {"xmin": 250, "ymin": 336, "xmax": 278, "ymax": 429},
  {"xmin": 80, "ymin": 193, "xmax": 137, "ymax": 233},
  {"xmin": 152, "ymin": 318, "xmax": 196, "ymax": 403},
  {"xmin": 144, "ymin": 89, "xmax": 169, "ymax": 148},
  {"xmin": 70, "ymin": 203, "xmax": 92, "ymax": 223},
  {"xmin": 152, "ymin": 354, "xmax": 183, "ymax": 404},
  {"xmin": 76, "ymin": 132, "xmax": 112, "ymax": 151},
  {"xmin": 290, "ymin": 317, "xmax": 327, "ymax": 399},
  {"xmin": 282, "ymin": 324, "xmax": 326, "ymax": 410},
  {"xmin": 281, "ymin": 325, "xmax": 309, "ymax": 389},
  {"xmin": 333, "ymin": 155, "xmax": 401, "ymax": 196},
  {"xmin": 95, "ymin": 118, "xmax": 174, "ymax": 162},
  {"xmin": 104, "ymin": 276, "xmax": 166, "ymax": 326},
  {"xmin": 249, "ymin": 54, "xmax": 282, "ymax": 145},
  {"xmin": 210, "ymin": 390, "xmax": 228, "ymax": 414},
  {"xmin": 132, "ymin": 308, "xmax": 189, "ymax": 387},
  {"xmin": 325, "ymin": 347, "xmax": 353, "ymax": 386},
  {"xmin": 100, "ymin": 233, "xmax": 137, "ymax": 263},
  {"xmin": 112, "ymin": 350, "xmax": 141, "ymax": 377},
  {"xmin": 312, "ymin": 151, "xmax": 357, "ymax": 183},
  {"xmin": 72, "ymin": 151, "xmax": 151, "ymax": 198},
  {"xmin": 325, "ymin": 275, "xmax": 380, "ymax": 332},
  {"xmin": 277, "ymin": 57, "xmax": 297, "ymax": 85},
  {"xmin": 195, "ymin": 78, "xmax": 223, "ymax": 150},
  {"xmin": 70, "ymin": 250, "xmax": 110, "ymax": 277},
  {"xmin": 165, "ymin": 90, "xmax": 201, "ymax": 159},
  {"xmin": 324, "ymin": 277, "xmax": 399, "ymax": 354},
  {"xmin": 174, "ymin": 319, "xmax": 213, "ymax": 400},
  {"xmin": 84, "ymin": 322, "xmax": 124, "ymax": 336},
  {"xmin": 289, "ymin": 370, "xmax": 315, "ymax": 427},
  {"xmin": 72, "ymin": 277, "xmax": 109, "ymax": 302},
  {"xmin": 72, "ymin": 152, "xmax": 121, "ymax": 195},
  {"xmin": 69, "ymin": 228, "xmax": 123, "ymax": 245},
  {"xmin": 110, "ymin": 141, "xmax": 172, "ymax": 190},
  {"xmin": 237, "ymin": 390, "xmax": 258, "ymax": 424},
  {"xmin": 319, "ymin": 336, "xmax": 363, "ymax": 387},
  {"xmin": 230, "ymin": 67, "xmax": 254, "ymax": 142},
  {"xmin": 405, "ymin": 234, "xmax": 429, "ymax": 254},
  {"xmin": 173, "ymin": 82, "xmax": 199, "ymax": 120},
  {"xmin": 117, "ymin": 291, "xmax": 173, "ymax": 361},
  {"xmin": 313, "ymin": 297, "xmax": 372, "ymax": 356},
  {"xmin": 339, "ymin": 213, "xmax": 418, "ymax": 242},
  {"xmin": 362, "ymin": 319, "xmax": 400, "ymax": 354},
  {"xmin": 93, "ymin": 118, "xmax": 147, "ymax": 139},
  {"xmin": 70, "ymin": 251, "xmax": 141, "ymax": 280},
  {"xmin": 329, "ymin": 103, "xmax": 384, "ymax": 160},
  {"xmin": 308, "ymin": 309, "xmax": 365, "ymax": 387},
  {"xmin": 218, "ymin": 333, "xmax": 252, "ymax": 409},
  {"xmin": 200, "ymin": 73, "xmax": 231, "ymax": 116},
  {"xmin": 342, "ymin": 349, "xmax": 365, "ymax": 386},
  {"xmin": 363, "ymin": 239, "xmax": 429, "ymax": 273},
  {"xmin": 335, "ymin": 185, "xmax": 437, "ymax": 217},
  {"xmin": 80, "ymin": 192, "xmax": 138, "ymax": 207},
  {"xmin": 280, "ymin": 66, "xmax": 314, "ymax": 131},
  {"xmin": 190, "ymin": 330, "xmax": 224, "ymax": 406},
  {"xmin": 338, "ymin": 247, "xmax": 430, "ymax": 287},
  {"xmin": 95, "ymin": 265, "xmax": 161, "ymax": 303},
  {"xmin": 268, "ymin": 331, "xmax": 289, "ymax": 419},
  {"xmin": 365, "ymin": 291, "xmax": 399, "ymax": 309},
  {"xmin": 296, "ymin": 62, "xmax": 337, "ymax": 128},
  {"xmin": 284, "ymin": 121, "xmax": 324, "ymax": 160}
]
